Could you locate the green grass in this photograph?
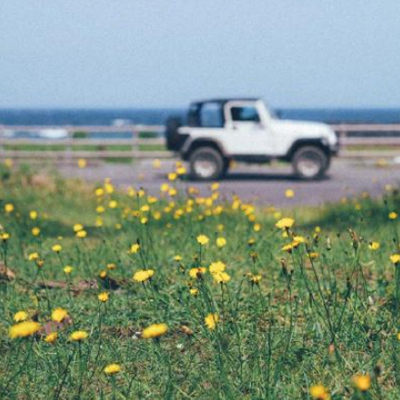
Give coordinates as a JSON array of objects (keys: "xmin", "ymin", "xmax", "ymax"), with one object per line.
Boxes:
[
  {"xmin": 0, "ymin": 165, "xmax": 399, "ymax": 399},
  {"xmin": 345, "ymin": 145, "xmax": 400, "ymax": 152},
  {"xmin": 3, "ymin": 144, "xmax": 166, "ymax": 152}
]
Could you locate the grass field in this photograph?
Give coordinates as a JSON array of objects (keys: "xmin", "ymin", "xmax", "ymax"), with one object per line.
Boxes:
[
  {"xmin": 0, "ymin": 162, "xmax": 399, "ymax": 399},
  {"xmin": 3, "ymin": 143, "xmax": 166, "ymax": 152}
]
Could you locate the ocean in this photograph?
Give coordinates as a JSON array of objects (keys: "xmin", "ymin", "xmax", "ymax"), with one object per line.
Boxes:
[
  {"xmin": 1, "ymin": 108, "xmax": 400, "ymax": 138},
  {"xmin": 1, "ymin": 108, "xmax": 400, "ymax": 126}
]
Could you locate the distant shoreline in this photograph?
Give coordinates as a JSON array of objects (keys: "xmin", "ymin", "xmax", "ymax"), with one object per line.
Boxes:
[{"xmin": 1, "ymin": 107, "xmax": 400, "ymax": 126}]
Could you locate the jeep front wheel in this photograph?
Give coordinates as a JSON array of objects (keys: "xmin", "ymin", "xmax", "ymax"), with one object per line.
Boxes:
[
  {"xmin": 292, "ymin": 146, "xmax": 329, "ymax": 180},
  {"xmin": 189, "ymin": 147, "xmax": 224, "ymax": 181}
]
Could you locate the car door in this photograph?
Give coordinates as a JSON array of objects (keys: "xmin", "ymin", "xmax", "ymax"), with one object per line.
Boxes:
[{"xmin": 222, "ymin": 102, "xmax": 270, "ymax": 155}]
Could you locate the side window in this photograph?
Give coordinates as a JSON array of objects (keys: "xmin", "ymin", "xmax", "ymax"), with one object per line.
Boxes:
[
  {"xmin": 230, "ymin": 106, "xmax": 260, "ymax": 123},
  {"xmin": 200, "ymin": 103, "xmax": 223, "ymax": 128}
]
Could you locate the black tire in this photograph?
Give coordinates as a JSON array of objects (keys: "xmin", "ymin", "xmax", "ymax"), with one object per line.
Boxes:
[
  {"xmin": 189, "ymin": 147, "xmax": 225, "ymax": 181},
  {"xmin": 222, "ymin": 158, "xmax": 231, "ymax": 176},
  {"xmin": 165, "ymin": 117, "xmax": 182, "ymax": 151},
  {"xmin": 292, "ymin": 146, "xmax": 329, "ymax": 180}
]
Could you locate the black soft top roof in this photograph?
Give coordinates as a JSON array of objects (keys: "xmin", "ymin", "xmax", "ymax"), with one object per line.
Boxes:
[{"xmin": 190, "ymin": 98, "xmax": 260, "ymax": 106}]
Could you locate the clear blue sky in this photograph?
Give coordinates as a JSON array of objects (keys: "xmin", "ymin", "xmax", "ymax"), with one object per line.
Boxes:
[{"xmin": 1, "ymin": 0, "xmax": 400, "ymax": 108}]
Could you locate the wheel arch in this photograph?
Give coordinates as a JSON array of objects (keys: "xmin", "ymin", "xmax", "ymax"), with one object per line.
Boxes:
[
  {"xmin": 182, "ymin": 138, "xmax": 227, "ymax": 161},
  {"xmin": 284, "ymin": 139, "xmax": 331, "ymax": 162}
]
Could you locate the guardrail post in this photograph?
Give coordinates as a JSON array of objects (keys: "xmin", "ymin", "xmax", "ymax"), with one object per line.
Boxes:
[
  {"xmin": 336, "ymin": 125, "xmax": 347, "ymax": 146},
  {"xmin": 66, "ymin": 126, "xmax": 73, "ymax": 164},
  {"xmin": 132, "ymin": 127, "xmax": 139, "ymax": 161},
  {"xmin": 0, "ymin": 125, "xmax": 4, "ymax": 162}
]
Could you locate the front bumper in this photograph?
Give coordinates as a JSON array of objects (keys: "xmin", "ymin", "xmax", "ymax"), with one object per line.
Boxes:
[{"xmin": 330, "ymin": 142, "xmax": 340, "ymax": 156}]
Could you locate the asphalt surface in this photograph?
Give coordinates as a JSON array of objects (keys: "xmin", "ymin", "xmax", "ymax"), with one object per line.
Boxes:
[{"xmin": 58, "ymin": 159, "xmax": 400, "ymax": 207}]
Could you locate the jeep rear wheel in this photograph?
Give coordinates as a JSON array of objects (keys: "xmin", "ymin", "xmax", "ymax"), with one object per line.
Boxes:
[
  {"xmin": 292, "ymin": 146, "xmax": 329, "ymax": 180},
  {"xmin": 189, "ymin": 147, "xmax": 224, "ymax": 181}
]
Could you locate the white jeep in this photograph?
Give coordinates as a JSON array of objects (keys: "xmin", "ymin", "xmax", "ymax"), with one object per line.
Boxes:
[{"xmin": 166, "ymin": 98, "xmax": 339, "ymax": 180}]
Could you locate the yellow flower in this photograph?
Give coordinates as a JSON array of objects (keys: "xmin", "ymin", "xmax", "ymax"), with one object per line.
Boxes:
[
  {"xmin": 76, "ymin": 230, "xmax": 87, "ymax": 238},
  {"xmin": 212, "ymin": 271, "xmax": 231, "ymax": 284},
  {"xmin": 70, "ymin": 330, "xmax": 89, "ymax": 342},
  {"xmin": 205, "ymin": 313, "xmax": 219, "ymax": 330},
  {"xmin": 98, "ymin": 292, "xmax": 109, "ymax": 302},
  {"xmin": 141, "ymin": 323, "xmax": 168, "ymax": 339},
  {"xmin": 0, "ymin": 232, "xmax": 10, "ymax": 241},
  {"xmin": 28, "ymin": 252, "xmax": 40, "ymax": 261},
  {"xmin": 31, "ymin": 227, "xmax": 40, "ymax": 236},
  {"xmin": 141, "ymin": 204, "xmax": 150, "ymax": 212},
  {"xmin": 275, "ymin": 217, "xmax": 295, "ymax": 229},
  {"xmin": 133, "ymin": 269, "xmax": 154, "ymax": 282},
  {"xmin": 310, "ymin": 385, "xmax": 330, "ymax": 400},
  {"xmin": 389, "ymin": 211, "xmax": 398, "ymax": 220},
  {"xmin": 5, "ymin": 203, "xmax": 14, "ymax": 213},
  {"xmin": 216, "ymin": 237, "xmax": 227, "ymax": 248},
  {"xmin": 99, "ymin": 270, "xmax": 107, "ymax": 279},
  {"xmin": 390, "ymin": 254, "xmax": 400, "ymax": 265},
  {"xmin": 173, "ymin": 255, "xmax": 182, "ymax": 262},
  {"xmin": 309, "ymin": 252, "xmax": 319, "ymax": 259},
  {"xmin": 14, "ymin": 311, "xmax": 28, "ymax": 322},
  {"xmin": 253, "ymin": 223, "xmax": 261, "ymax": 232},
  {"xmin": 109, "ymin": 200, "xmax": 118, "ymax": 209},
  {"xmin": 293, "ymin": 235, "xmax": 306, "ymax": 244},
  {"xmin": 73, "ymin": 223, "xmax": 84, "ymax": 232},
  {"xmin": 285, "ymin": 189, "xmax": 295, "ymax": 198},
  {"xmin": 211, "ymin": 182, "xmax": 220, "ymax": 191},
  {"xmin": 248, "ymin": 238, "xmax": 256, "ymax": 246},
  {"xmin": 176, "ymin": 166, "xmax": 186, "ymax": 175},
  {"xmin": 189, "ymin": 267, "xmax": 207, "ymax": 279},
  {"xmin": 209, "ymin": 261, "xmax": 226, "ymax": 274},
  {"xmin": 353, "ymin": 374, "xmax": 371, "ymax": 392},
  {"xmin": 281, "ymin": 243, "xmax": 294, "ymax": 253},
  {"xmin": 368, "ymin": 242, "xmax": 380, "ymax": 251},
  {"xmin": 95, "ymin": 188, "xmax": 104, "ymax": 197},
  {"xmin": 45, "ymin": 332, "xmax": 58, "ymax": 343},
  {"xmin": 30, "ymin": 210, "xmax": 38, "ymax": 220},
  {"xmin": 107, "ymin": 263, "xmax": 117, "ymax": 270},
  {"xmin": 197, "ymin": 234, "xmax": 209, "ymax": 246},
  {"xmin": 77, "ymin": 158, "xmax": 87, "ymax": 168},
  {"xmin": 52, "ymin": 244, "xmax": 62, "ymax": 253},
  {"xmin": 104, "ymin": 182, "xmax": 114, "ymax": 194},
  {"xmin": 160, "ymin": 183, "xmax": 170, "ymax": 192},
  {"xmin": 247, "ymin": 273, "xmax": 262, "ymax": 285},
  {"xmin": 9, "ymin": 321, "xmax": 41, "ymax": 339},
  {"xmin": 190, "ymin": 288, "xmax": 199, "ymax": 296},
  {"xmin": 96, "ymin": 205, "xmax": 105, "ymax": 213},
  {"xmin": 51, "ymin": 308, "xmax": 68, "ymax": 323},
  {"xmin": 64, "ymin": 265, "xmax": 73, "ymax": 274},
  {"xmin": 130, "ymin": 243, "xmax": 141, "ymax": 254},
  {"xmin": 168, "ymin": 172, "xmax": 177, "ymax": 181},
  {"xmin": 104, "ymin": 363, "xmax": 121, "ymax": 375}
]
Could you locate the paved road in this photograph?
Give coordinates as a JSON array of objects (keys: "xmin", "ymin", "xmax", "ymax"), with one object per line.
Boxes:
[{"xmin": 58, "ymin": 159, "xmax": 400, "ymax": 207}]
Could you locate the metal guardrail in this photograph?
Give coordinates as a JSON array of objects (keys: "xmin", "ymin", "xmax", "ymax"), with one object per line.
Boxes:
[
  {"xmin": 331, "ymin": 124, "xmax": 400, "ymax": 158},
  {"xmin": 0, "ymin": 125, "xmax": 168, "ymax": 160},
  {"xmin": 0, "ymin": 124, "xmax": 399, "ymax": 160}
]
